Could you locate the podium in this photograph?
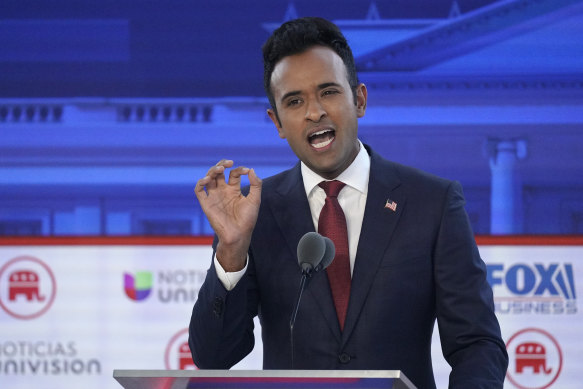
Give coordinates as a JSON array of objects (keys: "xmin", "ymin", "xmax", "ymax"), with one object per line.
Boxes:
[{"xmin": 113, "ymin": 370, "xmax": 417, "ymax": 389}]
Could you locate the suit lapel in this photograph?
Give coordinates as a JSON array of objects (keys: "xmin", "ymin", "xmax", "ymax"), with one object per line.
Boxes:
[
  {"xmin": 268, "ymin": 164, "xmax": 342, "ymax": 342},
  {"xmin": 341, "ymin": 149, "xmax": 406, "ymax": 345},
  {"xmin": 269, "ymin": 165, "xmax": 314, "ymax": 261}
]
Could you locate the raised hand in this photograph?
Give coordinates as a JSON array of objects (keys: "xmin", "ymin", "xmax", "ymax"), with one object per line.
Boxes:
[{"xmin": 194, "ymin": 160, "xmax": 262, "ymax": 271}]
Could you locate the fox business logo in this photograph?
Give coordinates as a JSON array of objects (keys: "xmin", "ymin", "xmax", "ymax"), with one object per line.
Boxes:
[{"xmin": 487, "ymin": 263, "xmax": 577, "ymax": 315}]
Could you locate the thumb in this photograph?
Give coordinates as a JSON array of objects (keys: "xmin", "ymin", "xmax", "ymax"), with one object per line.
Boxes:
[{"xmin": 247, "ymin": 168, "xmax": 262, "ymax": 203}]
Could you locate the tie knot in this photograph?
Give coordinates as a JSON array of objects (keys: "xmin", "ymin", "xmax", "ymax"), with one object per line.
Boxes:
[{"xmin": 319, "ymin": 180, "xmax": 346, "ymax": 198}]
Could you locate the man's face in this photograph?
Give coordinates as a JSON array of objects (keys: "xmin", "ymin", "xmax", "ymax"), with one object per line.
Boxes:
[{"xmin": 267, "ymin": 46, "xmax": 367, "ymax": 180}]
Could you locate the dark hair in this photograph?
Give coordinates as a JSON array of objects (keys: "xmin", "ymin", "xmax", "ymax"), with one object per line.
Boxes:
[{"xmin": 262, "ymin": 17, "xmax": 359, "ymax": 114}]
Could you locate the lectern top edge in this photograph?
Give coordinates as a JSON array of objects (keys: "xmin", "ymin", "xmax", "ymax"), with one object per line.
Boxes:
[
  {"xmin": 113, "ymin": 369, "xmax": 417, "ymax": 389},
  {"xmin": 114, "ymin": 369, "xmax": 406, "ymax": 378}
]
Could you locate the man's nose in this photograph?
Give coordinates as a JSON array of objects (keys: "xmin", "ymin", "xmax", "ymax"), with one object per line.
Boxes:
[{"xmin": 304, "ymin": 98, "xmax": 326, "ymax": 122}]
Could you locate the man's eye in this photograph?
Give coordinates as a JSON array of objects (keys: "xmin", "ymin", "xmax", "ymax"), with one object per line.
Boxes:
[
  {"xmin": 323, "ymin": 90, "xmax": 339, "ymax": 96},
  {"xmin": 287, "ymin": 99, "xmax": 301, "ymax": 106}
]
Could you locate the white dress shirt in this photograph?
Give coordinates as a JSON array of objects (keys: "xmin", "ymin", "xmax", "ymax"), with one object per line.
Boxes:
[{"xmin": 215, "ymin": 140, "xmax": 370, "ymax": 290}]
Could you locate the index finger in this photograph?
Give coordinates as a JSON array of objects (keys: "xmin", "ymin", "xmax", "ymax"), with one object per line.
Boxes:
[
  {"xmin": 227, "ymin": 166, "xmax": 250, "ymax": 188},
  {"xmin": 215, "ymin": 159, "xmax": 234, "ymax": 168},
  {"xmin": 204, "ymin": 160, "xmax": 235, "ymax": 188}
]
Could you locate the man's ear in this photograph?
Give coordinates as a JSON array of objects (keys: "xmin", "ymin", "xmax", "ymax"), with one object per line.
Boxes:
[
  {"xmin": 355, "ymin": 83, "xmax": 368, "ymax": 118},
  {"xmin": 267, "ymin": 108, "xmax": 286, "ymax": 139}
]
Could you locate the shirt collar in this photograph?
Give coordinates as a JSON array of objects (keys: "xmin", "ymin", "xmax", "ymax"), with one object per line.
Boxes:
[{"xmin": 301, "ymin": 140, "xmax": 370, "ymax": 197}]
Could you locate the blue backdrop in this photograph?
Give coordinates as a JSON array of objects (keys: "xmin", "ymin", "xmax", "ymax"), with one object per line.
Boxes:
[{"xmin": 1, "ymin": 0, "xmax": 582, "ymax": 236}]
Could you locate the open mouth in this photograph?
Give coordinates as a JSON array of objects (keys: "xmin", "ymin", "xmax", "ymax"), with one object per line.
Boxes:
[{"xmin": 308, "ymin": 128, "xmax": 335, "ymax": 149}]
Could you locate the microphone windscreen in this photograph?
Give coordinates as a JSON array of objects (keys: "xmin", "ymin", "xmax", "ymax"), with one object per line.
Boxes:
[
  {"xmin": 319, "ymin": 237, "xmax": 335, "ymax": 270},
  {"xmin": 297, "ymin": 232, "xmax": 326, "ymax": 272}
]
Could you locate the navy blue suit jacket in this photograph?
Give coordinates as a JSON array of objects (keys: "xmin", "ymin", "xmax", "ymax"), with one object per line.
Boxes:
[{"xmin": 189, "ymin": 146, "xmax": 508, "ymax": 388}]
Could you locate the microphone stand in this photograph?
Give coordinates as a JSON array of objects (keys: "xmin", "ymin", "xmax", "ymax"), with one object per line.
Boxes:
[
  {"xmin": 289, "ymin": 232, "xmax": 333, "ymax": 369},
  {"xmin": 289, "ymin": 270, "xmax": 310, "ymax": 369}
]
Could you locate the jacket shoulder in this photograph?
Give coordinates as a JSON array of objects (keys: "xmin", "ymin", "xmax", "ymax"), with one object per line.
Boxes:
[{"xmin": 370, "ymin": 147, "xmax": 454, "ymax": 195}]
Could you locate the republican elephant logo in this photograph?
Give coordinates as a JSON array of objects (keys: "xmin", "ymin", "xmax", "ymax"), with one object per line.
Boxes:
[
  {"xmin": 178, "ymin": 342, "xmax": 196, "ymax": 370},
  {"xmin": 515, "ymin": 342, "xmax": 552, "ymax": 374},
  {"xmin": 506, "ymin": 328, "xmax": 563, "ymax": 389},
  {"xmin": 0, "ymin": 256, "xmax": 56, "ymax": 320},
  {"xmin": 9, "ymin": 270, "xmax": 45, "ymax": 302}
]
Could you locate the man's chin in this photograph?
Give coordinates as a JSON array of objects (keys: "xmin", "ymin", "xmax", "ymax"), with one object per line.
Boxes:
[{"xmin": 307, "ymin": 161, "xmax": 344, "ymax": 180}]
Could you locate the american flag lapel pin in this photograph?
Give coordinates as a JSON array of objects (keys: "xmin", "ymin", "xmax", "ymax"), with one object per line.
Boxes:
[{"xmin": 384, "ymin": 198, "xmax": 397, "ymax": 212}]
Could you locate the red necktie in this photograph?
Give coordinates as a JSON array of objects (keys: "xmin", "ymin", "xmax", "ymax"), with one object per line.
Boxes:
[{"xmin": 318, "ymin": 180, "xmax": 351, "ymax": 331}]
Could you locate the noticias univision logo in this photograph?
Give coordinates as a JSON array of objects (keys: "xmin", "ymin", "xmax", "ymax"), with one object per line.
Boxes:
[
  {"xmin": 123, "ymin": 272, "xmax": 152, "ymax": 301},
  {"xmin": 123, "ymin": 269, "xmax": 206, "ymax": 304},
  {"xmin": 487, "ymin": 263, "xmax": 577, "ymax": 315}
]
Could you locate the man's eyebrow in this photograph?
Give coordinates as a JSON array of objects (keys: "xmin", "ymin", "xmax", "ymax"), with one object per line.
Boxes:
[
  {"xmin": 280, "ymin": 90, "xmax": 301, "ymax": 104},
  {"xmin": 280, "ymin": 82, "xmax": 343, "ymax": 104},
  {"xmin": 318, "ymin": 82, "xmax": 342, "ymax": 90}
]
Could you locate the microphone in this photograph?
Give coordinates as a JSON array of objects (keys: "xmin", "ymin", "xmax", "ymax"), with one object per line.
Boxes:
[
  {"xmin": 314, "ymin": 237, "xmax": 335, "ymax": 273},
  {"xmin": 290, "ymin": 232, "xmax": 335, "ymax": 368},
  {"xmin": 296, "ymin": 231, "xmax": 326, "ymax": 276}
]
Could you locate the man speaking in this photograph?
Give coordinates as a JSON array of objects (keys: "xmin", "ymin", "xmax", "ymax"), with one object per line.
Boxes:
[{"xmin": 189, "ymin": 17, "xmax": 508, "ymax": 389}]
